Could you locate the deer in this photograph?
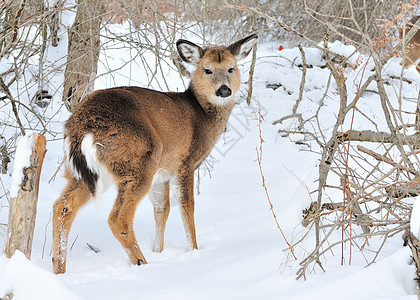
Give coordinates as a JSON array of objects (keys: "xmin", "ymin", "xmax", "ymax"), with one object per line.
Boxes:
[
  {"xmin": 52, "ymin": 34, "xmax": 258, "ymax": 274},
  {"xmin": 399, "ymin": 15, "xmax": 420, "ymax": 72}
]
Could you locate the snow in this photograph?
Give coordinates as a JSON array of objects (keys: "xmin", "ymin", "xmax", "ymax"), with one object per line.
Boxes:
[
  {"xmin": 0, "ymin": 57, "xmax": 12, "ymax": 74},
  {"xmin": 9, "ymin": 134, "xmax": 35, "ymax": 198},
  {"xmin": 0, "ymin": 251, "xmax": 80, "ymax": 300},
  {"xmin": 411, "ymin": 196, "xmax": 420, "ymax": 239},
  {"xmin": 0, "ymin": 19, "xmax": 420, "ymax": 300}
]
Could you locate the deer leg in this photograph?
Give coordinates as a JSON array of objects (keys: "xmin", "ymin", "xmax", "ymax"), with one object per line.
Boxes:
[
  {"xmin": 177, "ymin": 171, "xmax": 198, "ymax": 250},
  {"xmin": 108, "ymin": 178, "xmax": 153, "ymax": 266},
  {"xmin": 52, "ymin": 179, "xmax": 91, "ymax": 274},
  {"xmin": 150, "ymin": 181, "xmax": 170, "ymax": 252}
]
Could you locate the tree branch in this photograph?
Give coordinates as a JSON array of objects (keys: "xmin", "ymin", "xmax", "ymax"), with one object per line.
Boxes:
[{"xmin": 337, "ymin": 130, "xmax": 420, "ymax": 146}]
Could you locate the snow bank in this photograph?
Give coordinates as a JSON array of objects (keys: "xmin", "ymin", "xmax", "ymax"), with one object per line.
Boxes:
[{"xmin": 0, "ymin": 251, "xmax": 80, "ymax": 300}]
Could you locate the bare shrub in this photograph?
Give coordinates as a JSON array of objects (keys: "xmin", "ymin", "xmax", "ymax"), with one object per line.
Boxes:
[
  {"xmin": 184, "ymin": 0, "xmax": 412, "ymax": 44},
  {"xmin": 225, "ymin": 0, "xmax": 420, "ymax": 280}
]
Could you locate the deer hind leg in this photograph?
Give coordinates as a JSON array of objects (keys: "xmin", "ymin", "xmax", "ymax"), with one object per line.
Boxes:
[
  {"xmin": 150, "ymin": 181, "xmax": 170, "ymax": 252},
  {"xmin": 177, "ymin": 170, "xmax": 198, "ymax": 250},
  {"xmin": 108, "ymin": 177, "xmax": 154, "ymax": 266},
  {"xmin": 52, "ymin": 178, "xmax": 91, "ymax": 274}
]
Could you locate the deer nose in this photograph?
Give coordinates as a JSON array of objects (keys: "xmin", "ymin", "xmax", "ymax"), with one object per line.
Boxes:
[{"xmin": 215, "ymin": 85, "xmax": 231, "ymax": 98}]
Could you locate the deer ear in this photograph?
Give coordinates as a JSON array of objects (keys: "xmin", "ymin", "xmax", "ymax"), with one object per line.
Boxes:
[
  {"xmin": 227, "ymin": 34, "xmax": 258, "ymax": 61},
  {"xmin": 177, "ymin": 40, "xmax": 204, "ymax": 65}
]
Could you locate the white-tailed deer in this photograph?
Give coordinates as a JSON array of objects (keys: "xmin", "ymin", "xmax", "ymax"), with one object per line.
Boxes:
[
  {"xmin": 399, "ymin": 15, "xmax": 420, "ymax": 72},
  {"xmin": 52, "ymin": 34, "xmax": 258, "ymax": 274}
]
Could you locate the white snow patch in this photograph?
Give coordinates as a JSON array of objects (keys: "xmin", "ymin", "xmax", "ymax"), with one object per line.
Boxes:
[
  {"xmin": 328, "ymin": 41, "xmax": 358, "ymax": 64},
  {"xmin": 10, "ymin": 134, "xmax": 35, "ymax": 198},
  {"xmin": 0, "ymin": 57, "xmax": 13, "ymax": 74},
  {"xmin": 0, "ymin": 251, "xmax": 80, "ymax": 300},
  {"xmin": 411, "ymin": 196, "xmax": 420, "ymax": 239}
]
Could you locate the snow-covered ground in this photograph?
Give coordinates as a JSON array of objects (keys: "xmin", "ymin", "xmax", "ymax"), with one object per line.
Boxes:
[{"xmin": 1, "ymin": 19, "xmax": 420, "ymax": 299}]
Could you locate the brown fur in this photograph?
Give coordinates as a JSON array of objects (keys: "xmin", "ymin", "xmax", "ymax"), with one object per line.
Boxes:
[
  {"xmin": 52, "ymin": 34, "xmax": 257, "ymax": 274},
  {"xmin": 399, "ymin": 15, "xmax": 420, "ymax": 72}
]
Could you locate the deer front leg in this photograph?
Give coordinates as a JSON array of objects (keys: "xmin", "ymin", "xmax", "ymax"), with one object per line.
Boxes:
[
  {"xmin": 177, "ymin": 170, "xmax": 198, "ymax": 250},
  {"xmin": 52, "ymin": 180, "xmax": 90, "ymax": 274}
]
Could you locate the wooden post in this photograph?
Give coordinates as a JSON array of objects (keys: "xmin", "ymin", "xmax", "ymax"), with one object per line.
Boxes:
[{"xmin": 3, "ymin": 133, "xmax": 46, "ymax": 259}]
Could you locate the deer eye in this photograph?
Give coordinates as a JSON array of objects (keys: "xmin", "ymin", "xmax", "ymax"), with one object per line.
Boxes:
[
  {"xmin": 204, "ymin": 68, "xmax": 213, "ymax": 75},
  {"xmin": 228, "ymin": 67, "xmax": 234, "ymax": 73}
]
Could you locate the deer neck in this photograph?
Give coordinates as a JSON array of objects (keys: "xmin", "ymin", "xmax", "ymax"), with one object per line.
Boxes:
[{"xmin": 188, "ymin": 86, "xmax": 235, "ymax": 124}]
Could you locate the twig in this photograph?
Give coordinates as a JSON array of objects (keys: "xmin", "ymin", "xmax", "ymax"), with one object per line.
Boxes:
[
  {"xmin": 272, "ymin": 45, "xmax": 307, "ymax": 128},
  {"xmin": 0, "ymin": 175, "xmax": 10, "ymax": 205},
  {"xmin": 42, "ymin": 212, "xmax": 52, "ymax": 259},
  {"xmin": 245, "ymin": 14, "xmax": 257, "ymax": 105},
  {"xmin": 357, "ymin": 145, "xmax": 420, "ymax": 177},
  {"xmin": 256, "ymin": 100, "xmax": 297, "ymax": 260},
  {"xmin": 86, "ymin": 243, "xmax": 101, "ymax": 253},
  {"xmin": 0, "ymin": 76, "xmax": 25, "ymax": 135},
  {"xmin": 273, "ymin": 113, "xmax": 303, "ymax": 126},
  {"xmin": 294, "ymin": 45, "xmax": 307, "ymax": 115},
  {"xmin": 48, "ymin": 159, "xmax": 65, "ymax": 184},
  {"xmin": 366, "ymin": 233, "xmax": 388, "ymax": 267},
  {"xmin": 69, "ymin": 235, "xmax": 78, "ymax": 252}
]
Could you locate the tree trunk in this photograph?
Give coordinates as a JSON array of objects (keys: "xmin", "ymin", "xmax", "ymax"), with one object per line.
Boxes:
[
  {"xmin": 62, "ymin": 0, "xmax": 104, "ymax": 112},
  {"xmin": 3, "ymin": 133, "xmax": 46, "ymax": 259}
]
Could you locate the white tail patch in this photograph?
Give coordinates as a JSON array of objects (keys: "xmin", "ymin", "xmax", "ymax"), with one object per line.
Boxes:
[
  {"xmin": 83, "ymin": 134, "xmax": 114, "ymax": 204},
  {"xmin": 73, "ymin": 133, "xmax": 114, "ymax": 204},
  {"xmin": 81, "ymin": 133, "xmax": 100, "ymax": 175},
  {"xmin": 64, "ymin": 136, "xmax": 81, "ymax": 180}
]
